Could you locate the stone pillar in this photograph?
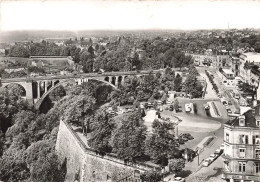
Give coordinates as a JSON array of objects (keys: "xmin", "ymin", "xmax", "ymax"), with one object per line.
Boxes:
[
  {"xmin": 37, "ymin": 81, "xmax": 41, "ymax": 99},
  {"xmin": 115, "ymin": 76, "xmax": 119, "ymax": 87},
  {"xmin": 44, "ymin": 81, "xmax": 48, "ymax": 93},
  {"xmin": 121, "ymin": 76, "xmax": 125, "ymax": 86},
  {"xmin": 22, "ymin": 81, "xmax": 34, "ymax": 105},
  {"xmin": 229, "ymin": 178, "xmax": 234, "ymax": 182},
  {"xmin": 109, "ymin": 76, "xmax": 112, "ymax": 84},
  {"xmin": 52, "ymin": 81, "xmax": 54, "ymax": 87},
  {"xmin": 240, "ymin": 180, "xmax": 244, "ymax": 182}
]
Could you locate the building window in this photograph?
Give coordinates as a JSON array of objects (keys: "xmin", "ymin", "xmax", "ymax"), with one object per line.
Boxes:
[
  {"xmin": 239, "ymin": 148, "xmax": 246, "ymax": 158},
  {"xmin": 239, "ymin": 162, "xmax": 246, "ymax": 172},
  {"xmin": 239, "ymin": 135, "xmax": 248, "ymax": 144},
  {"xmin": 256, "ymin": 163, "xmax": 260, "ymax": 173},
  {"xmin": 256, "ymin": 120, "xmax": 260, "ymax": 126},
  {"xmin": 226, "ymin": 133, "xmax": 229, "ymax": 142},
  {"xmin": 256, "ymin": 150, "xmax": 260, "ymax": 159},
  {"xmin": 253, "ymin": 135, "xmax": 260, "ymax": 144}
]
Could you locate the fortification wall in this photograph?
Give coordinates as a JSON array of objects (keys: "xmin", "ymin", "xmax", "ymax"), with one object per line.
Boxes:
[{"xmin": 56, "ymin": 120, "xmax": 157, "ymax": 182}]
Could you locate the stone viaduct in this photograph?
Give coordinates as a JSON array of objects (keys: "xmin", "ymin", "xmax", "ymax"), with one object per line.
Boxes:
[{"xmin": 0, "ymin": 71, "xmax": 156, "ymax": 109}]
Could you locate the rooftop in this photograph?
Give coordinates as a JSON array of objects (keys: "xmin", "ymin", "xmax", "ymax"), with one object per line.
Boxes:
[
  {"xmin": 225, "ymin": 109, "xmax": 259, "ymax": 128},
  {"xmin": 242, "ymin": 52, "xmax": 260, "ymax": 63},
  {"xmin": 222, "ymin": 69, "xmax": 234, "ymax": 74}
]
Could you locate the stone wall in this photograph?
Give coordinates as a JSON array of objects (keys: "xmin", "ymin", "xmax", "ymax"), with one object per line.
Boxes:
[{"xmin": 56, "ymin": 120, "xmax": 158, "ymax": 182}]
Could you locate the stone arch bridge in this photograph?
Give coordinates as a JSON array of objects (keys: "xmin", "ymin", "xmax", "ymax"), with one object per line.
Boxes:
[{"xmin": 0, "ymin": 71, "xmax": 155, "ymax": 109}]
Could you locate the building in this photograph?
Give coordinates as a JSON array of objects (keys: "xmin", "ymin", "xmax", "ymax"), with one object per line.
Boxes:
[
  {"xmin": 239, "ymin": 53, "xmax": 260, "ymax": 89},
  {"xmin": 231, "ymin": 57, "xmax": 240, "ymax": 77},
  {"xmin": 222, "ymin": 108, "xmax": 260, "ymax": 182},
  {"xmin": 223, "ymin": 69, "xmax": 235, "ymax": 79}
]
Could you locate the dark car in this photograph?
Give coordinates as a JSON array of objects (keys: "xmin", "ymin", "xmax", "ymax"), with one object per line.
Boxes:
[
  {"xmin": 169, "ymin": 105, "xmax": 174, "ymax": 111},
  {"xmin": 178, "ymin": 138, "xmax": 185, "ymax": 145},
  {"xmin": 182, "ymin": 133, "xmax": 194, "ymax": 140}
]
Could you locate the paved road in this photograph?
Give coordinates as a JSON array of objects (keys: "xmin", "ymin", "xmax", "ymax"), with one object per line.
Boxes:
[{"xmin": 163, "ymin": 67, "xmax": 230, "ymax": 181}]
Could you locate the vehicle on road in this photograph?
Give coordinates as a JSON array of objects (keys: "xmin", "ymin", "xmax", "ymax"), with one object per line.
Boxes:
[
  {"xmin": 214, "ymin": 149, "xmax": 222, "ymax": 155},
  {"xmin": 235, "ymin": 93, "xmax": 240, "ymax": 99},
  {"xmin": 220, "ymin": 144, "xmax": 225, "ymax": 151},
  {"xmin": 226, "ymin": 108, "xmax": 232, "ymax": 114},
  {"xmin": 169, "ymin": 177, "xmax": 185, "ymax": 182},
  {"xmin": 202, "ymin": 158, "xmax": 213, "ymax": 167},
  {"xmin": 204, "ymin": 103, "xmax": 210, "ymax": 110},
  {"xmin": 185, "ymin": 103, "xmax": 192, "ymax": 112},
  {"xmin": 169, "ymin": 105, "xmax": 174, "ymax": 111},
  {"xmin": 181, "ymin": 133, "xmax": 194, "ymax": 140},
  {"xmin": 209, "ymin": 153, "xmax": 218, "ymax": 160}
]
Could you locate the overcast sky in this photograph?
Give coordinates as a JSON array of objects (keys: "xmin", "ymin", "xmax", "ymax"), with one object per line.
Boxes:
[{"xmin": 1, "ymin": 0, "xmax": 260, "ymax": 31}]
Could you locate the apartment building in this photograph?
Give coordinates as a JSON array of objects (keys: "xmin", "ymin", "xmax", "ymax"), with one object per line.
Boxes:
[
  {"xmin": 239, "ymin": 53, "xmax": 260, "ymax": 84},
  {"xmin": 222, "ymin": 109, "xmax": 260, "ymax": 182}
]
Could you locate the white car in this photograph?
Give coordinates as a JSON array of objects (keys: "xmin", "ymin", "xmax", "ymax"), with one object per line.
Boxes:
[
  {"xmin": 214, "ymin": 149, "xmax": 222, "ymax": 155},
  {"xmin": 220, "ymin": 144, "xmax": 225, "ymax": 151},
  {"xmin": 209, "ymin": 154, "xmax": 217, "ymax": 160},
  {"xmin": 185, "ymin": 103, "xmax": 191, "ymax": 112},
  {"xmin": 170, "ymin": 177, "xmax": 185, "ymax": 182},
  {"xmin": 202, "ymin": 158, "xmax": 213, "ymax": 167}
]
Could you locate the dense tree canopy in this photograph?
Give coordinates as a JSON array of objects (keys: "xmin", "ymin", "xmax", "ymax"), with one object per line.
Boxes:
[{"xmin": 112, "ymin": 111, "xmax": 147, "ymax": 161}]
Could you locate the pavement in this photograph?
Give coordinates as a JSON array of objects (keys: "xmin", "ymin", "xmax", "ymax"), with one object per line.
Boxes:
[{"xmin": 163, "ymin": 67, "xmax": 233, "ymax": 182}]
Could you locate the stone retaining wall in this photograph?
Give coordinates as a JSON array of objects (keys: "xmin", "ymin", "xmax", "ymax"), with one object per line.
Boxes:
[{"xmin": 56, "ymin": 119, "xmax": 159, "ymax": 182}]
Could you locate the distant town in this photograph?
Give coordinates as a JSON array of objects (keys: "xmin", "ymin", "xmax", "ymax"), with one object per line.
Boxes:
[{"xmin": 0, "ymin": 28, "xmax": 260, "ymax": 182}]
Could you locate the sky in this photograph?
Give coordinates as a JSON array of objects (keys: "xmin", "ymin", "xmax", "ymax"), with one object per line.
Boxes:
[{"xmin": 0, "ymin": 0, "xmax": 260, "ymax": 31}]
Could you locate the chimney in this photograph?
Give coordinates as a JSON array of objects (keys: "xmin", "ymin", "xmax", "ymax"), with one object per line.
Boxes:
[{"xmin": 239, "ymin": 115, "xmax": 245, "ymax": 127}]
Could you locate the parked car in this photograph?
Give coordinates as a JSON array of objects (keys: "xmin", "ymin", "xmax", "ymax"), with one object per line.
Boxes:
[
  {"xmin": 222, "ymin": 101, "xmax": 228, "ymax": 106},
  {"xmin": 170, "ymin": 177, "xmax": 185, "ymax": 182},
  {"xmin": 235, "ymin": 93, "xmax": 240, "ymax": 99},
  {"xmin": 209, "ymin": 153, "xmax": 218, "ymax": 160},
  {"xmin": 202, "ymin": 158, "xmax": 213, "ymax": 167},
  {"xmin": 181, "ymin": 133, "xmax": 194, "ymax": 140},
  {"xmin": 177, "ymin": 138, "xmax": 185, "ymax": 145},
  {"xmin": 180, "ymin": 136, "xmax": 188, "ymax": 142},
  {"xmin": 226, "ymin": 108, "xmax": 232, "ymax": 114},
  {"xmin": 204, "ymin": 103, "xmax": 210, "ymax": 110},
  {"xmin": 220, "ymin": 144, "xmax": 225, "ymax": 151},
  {"xmin": 169, "ymin": 105, "xmax": 174, "ymax": 111},
  {"xmin": 214, "ymin": 149, "xmax": 222, "ymax": 155},
  {"xmin": 185, "ymin": 103, "xmax": 191, "ymax": 112}
]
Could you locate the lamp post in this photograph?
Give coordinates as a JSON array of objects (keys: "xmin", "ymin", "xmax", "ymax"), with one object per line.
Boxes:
[{"xmin": 197, "ymin": 149, "xmax": 200, "ymax": 166}]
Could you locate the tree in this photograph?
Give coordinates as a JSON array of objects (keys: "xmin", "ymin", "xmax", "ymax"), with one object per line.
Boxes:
[
  {"xmin": 168, "ymin": 158, "xmax": 185, "ymax": 174},
  {"xmin": 80, "ymin": 50, "xmax": 94, "ymax": 73},
  {"xmin": 88, "ymin": 108, "xmax": 115, "ymax": 153},
  {"xmin": 141, "ymin": 170, "xmax": 162, "ymax": 182},
  {"xmin": 173, "ymin": 99, "xmax": 179, "ymax": 112},
  {"xmin": 174, "ymin": 74, "xmax": 182, "ymax": 92},
  {"xmin": 24, "ymin": 140, "xmax": 66, "ymax": 182},
  {"xmin": 112, "ymin": 111, "xmax": 147, "ymax": 161},
  {"xmin": 145, "ymin": 119, "xmax": 177, "ymax": 166},
  {"xmin": 184, "ymin": 74, "xmax": 203, "ymax": 98}
]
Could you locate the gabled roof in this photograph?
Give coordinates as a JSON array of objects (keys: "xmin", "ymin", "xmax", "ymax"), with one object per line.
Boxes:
[{"xmin": 225, "ymin": 109, "xmax": 258, "ymax": 128}]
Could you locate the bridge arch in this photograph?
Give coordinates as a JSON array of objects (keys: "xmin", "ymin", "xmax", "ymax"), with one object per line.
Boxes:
[
  {"xmin": 35, "ymin": 77, "xmax": 118, "ymax": 110},
  {"xmin": 3, "ymin": 83, "xmax": 26, "ymax": 97}
]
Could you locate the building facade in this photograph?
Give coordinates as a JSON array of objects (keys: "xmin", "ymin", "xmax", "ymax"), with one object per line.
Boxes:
[{"xmin": 222, "ymin": 110, "xmax": 260, "ymax": 182}]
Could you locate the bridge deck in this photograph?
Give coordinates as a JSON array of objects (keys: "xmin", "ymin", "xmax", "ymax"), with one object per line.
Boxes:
[{"xmin": 1, "ymin": 70, "xmax": 157, "ymax": 83}]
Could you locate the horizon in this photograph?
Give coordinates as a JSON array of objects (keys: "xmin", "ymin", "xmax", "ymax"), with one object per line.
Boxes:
[{"xmin": 1, "ymin": 0, "xmax": 260, "ymax": 31}]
